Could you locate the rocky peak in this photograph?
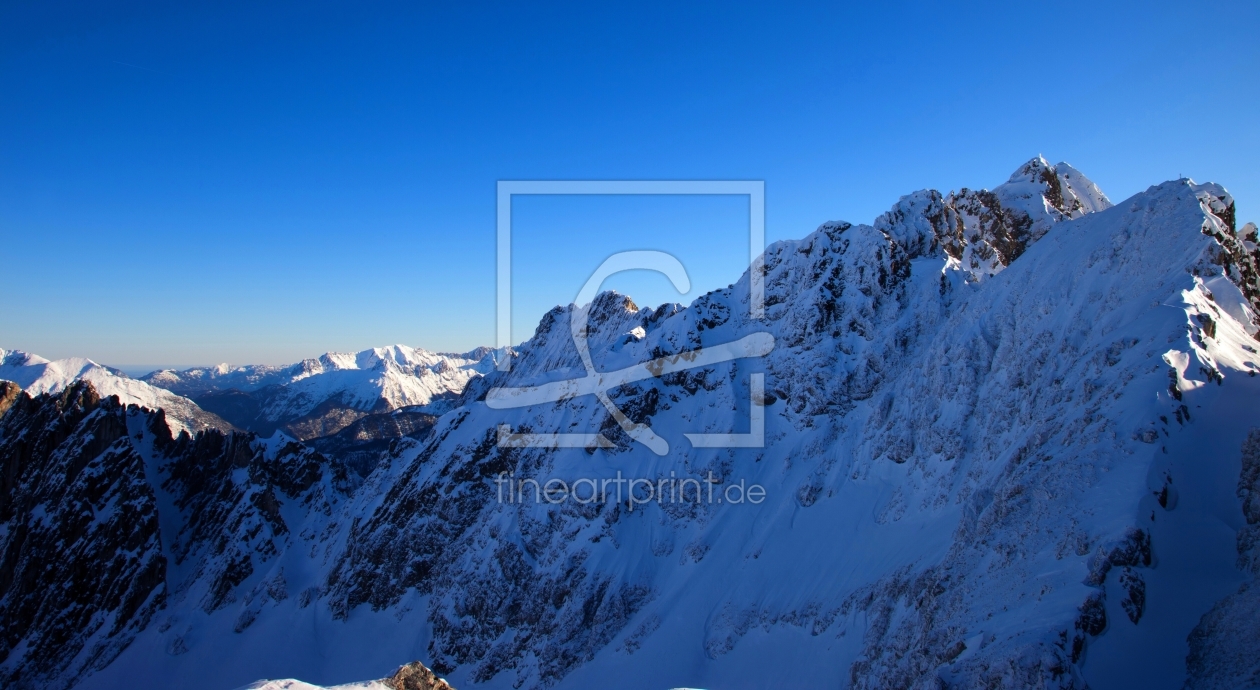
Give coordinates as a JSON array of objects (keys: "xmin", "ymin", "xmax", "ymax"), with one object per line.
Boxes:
[
  {"xmin": 585, "ymin": 290, "xmax": 641, "ymax": 327},
  {"xmin": 490, "ymin": 289, "xmax": 651, "ymax": 388},
  {"xmin": 384, "ymin": 660, "xmax": 456, "ymax": 690},
  {"xmin": 873, "ymin": 156, "xmax": 1112, "ymax": 282}
]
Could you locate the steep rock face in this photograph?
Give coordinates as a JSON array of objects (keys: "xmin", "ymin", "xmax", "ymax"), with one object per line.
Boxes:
[
  {"xmin": 0, "ymin": 383, "xmax": 354, "ymax": 689},
  {"xmin": 838, "ymin": 180, "xmax": 1251, "ymax": 689},
  {"xmin": 156, "ymin": 422, "xmax": 354, "ymax": 619},
  {"xmin": 1195, "ymin": 204, "xmax": 1260, "ymax": 335},
  {"xmin": 0, "ymin": 380, "xmax": 20, "ymax": 418},
  {"xmin": 0, "ymin": 383, "xmax": 166, "ymax": 689}
]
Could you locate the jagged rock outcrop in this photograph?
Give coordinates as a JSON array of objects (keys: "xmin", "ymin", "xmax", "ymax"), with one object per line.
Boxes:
[
  {"xmin": 874, "ymin": 156, "xmax": 1112, "ymax": 282},
  {"xmin": 385, "ymin": 660, "xmax": 457, "ymax": 690},
  {"xmin": 241, "ymin": 659, "xmax": 458, "ymax": 690},
  {"xmin": 156, "ymin": 415, "xmax": 353, "ymax": 617}
]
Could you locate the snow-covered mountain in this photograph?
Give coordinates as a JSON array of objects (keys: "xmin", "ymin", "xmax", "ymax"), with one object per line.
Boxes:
[
  {"xmin": 141, "ymin": 345, "xmax": 496, "ymax": 440},
  {"xmin": 0, "ymin": 349, "xmax": 232, "ymax": 434},
  {"xmin": 3, "ymin": 158, "xmax": 1260, "ymax": 690}
]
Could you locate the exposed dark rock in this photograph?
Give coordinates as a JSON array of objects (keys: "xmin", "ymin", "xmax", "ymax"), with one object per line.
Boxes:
[
  {"xmin": 308, "ymin": 406, "xmax": 438, "ymax": 477},
  {"xmin": 161, "ymin": 426, "xmax": 353, "ymax": 613},
  {"xmin": 1118, "ymin": 568, "xmax": 1146, "ymax": 624},
  {"xmin": 0, "ymin": 383, "xmax": 165, "ymax": 689},
  {"xmin": 0, "ymin": 381, "xmax": 20, "ymax": 419},
  {"xmin": 0, "ymin": 381, "xmax": 354, "ymax": 688}
]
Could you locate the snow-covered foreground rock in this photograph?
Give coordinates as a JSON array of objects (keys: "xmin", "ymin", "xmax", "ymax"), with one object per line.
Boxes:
[
  {"xmin": 239, "ymin": 660, "xmax": 455, "ymax": 690},
  {"xmin": 3, "ymin": 158, "xmax": 1260, "ymax": 690},
  {"xmin": 0, "ymin": 350, "xmax": 232, "ymax": 434},
  {"xmin": 141, "ymin": 345, "xmax": 497, "ymax": 440}
]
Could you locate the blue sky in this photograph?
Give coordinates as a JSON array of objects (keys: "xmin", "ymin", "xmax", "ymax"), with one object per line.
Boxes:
[{"xmin": 1, "ymin": 1, "xmax": 1257, "ymax": 368}]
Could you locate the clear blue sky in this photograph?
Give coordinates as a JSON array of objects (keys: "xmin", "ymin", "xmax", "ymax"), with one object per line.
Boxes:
[{"xmin": 2, "ymin": 1, "xmax": 1257, "ymax": 368}]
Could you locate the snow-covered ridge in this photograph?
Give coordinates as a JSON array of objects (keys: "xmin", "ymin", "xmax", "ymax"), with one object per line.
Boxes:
[
  {"xmin": 0, "ymin": 349, "xmax": 229, "ymax": 435},
  {"xmin": 140, "ymin": 345, "xmax": 497, "ymax": 438},
  {"xmin": 143, "ymin": 345, "xmax": 495, "ymax": 397},
  {"xmin": 317, "ymin": 165, "xmax": 1260, "ymax": 689}
]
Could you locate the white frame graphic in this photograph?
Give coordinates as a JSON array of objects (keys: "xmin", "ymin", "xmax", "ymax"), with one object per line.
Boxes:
[{"xmin": 492, "ymin": 180, "xmax": 768, "ymax": 452}]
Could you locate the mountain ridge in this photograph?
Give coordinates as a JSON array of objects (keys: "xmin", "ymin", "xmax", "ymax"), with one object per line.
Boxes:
[
  {"xmin": 0, "ymin": 349, "xmax": 235, "ymax": 435},
  {"xmin": 140, "ymin": 344, "xmax": 497, "ymax": 443},
  {"xmin": 3, "ymin": 158, "xmax": 1259, "ymax": 690}
]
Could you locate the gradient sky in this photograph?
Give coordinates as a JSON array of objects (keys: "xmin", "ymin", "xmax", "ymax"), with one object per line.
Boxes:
[{"xmin": 2, "ymin": 1, "xmax": 1257, "ymax": 368}]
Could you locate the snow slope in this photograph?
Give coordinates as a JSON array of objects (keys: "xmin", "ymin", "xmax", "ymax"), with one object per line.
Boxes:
[
  {"xmin": 6, "ymin": 158, "xmax": 1259, "ymax": 690},
  {"xmin": 0, "ymin": 349, "xmax": 231, "ymax": 434}
]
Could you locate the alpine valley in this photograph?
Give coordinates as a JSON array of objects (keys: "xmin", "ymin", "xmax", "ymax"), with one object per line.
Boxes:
[{"xmin": 3, "ymin": 158, "xmax": 1260, "ymax": 690}]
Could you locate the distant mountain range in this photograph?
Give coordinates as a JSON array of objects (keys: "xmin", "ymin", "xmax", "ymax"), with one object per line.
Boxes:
[
  {"xmin": 0, "ymin": 345, "xmax": 499, "ymax": 475},
  {"xmin": 3, "ymin": 158, "xmax": 1260, "ymax": 690},
  {"xmin": 140, "ymin": 344, "xmax": 498, "ymax": 441},
  {"xmin": 0, "ymin": 349, "xmax": 233, "ymax": 435}
]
